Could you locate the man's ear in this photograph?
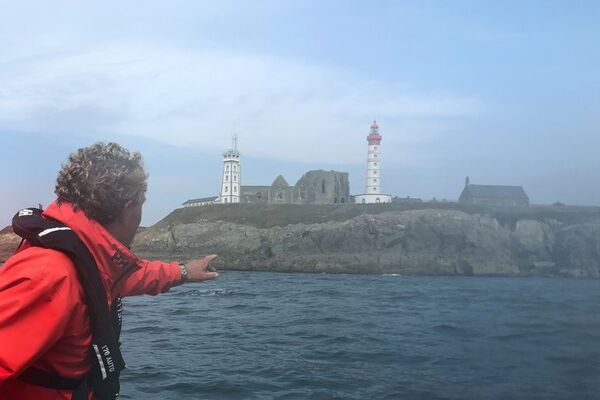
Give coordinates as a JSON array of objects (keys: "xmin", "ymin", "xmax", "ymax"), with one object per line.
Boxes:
[
  {"xmin": 123, "ymin": 200, "xmax": 136, "ymax": 210},
  {"xmin": 118, "ymin": 200, "xmax": 136, "ymax": 222}
]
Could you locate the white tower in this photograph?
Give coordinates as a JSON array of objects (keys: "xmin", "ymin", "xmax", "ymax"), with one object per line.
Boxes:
[
  {"xmin": 220, "ymin": 135, "xmax": 241, "ymax": 204},
  {"xmin": 354, "ymin": 121, "xmax": 392, "ymax": 204}
]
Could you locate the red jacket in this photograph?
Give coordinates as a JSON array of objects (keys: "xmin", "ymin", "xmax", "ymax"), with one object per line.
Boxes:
[{"xmin": 0, "ymin": 201, "xmax": 182, "ymax": 399}]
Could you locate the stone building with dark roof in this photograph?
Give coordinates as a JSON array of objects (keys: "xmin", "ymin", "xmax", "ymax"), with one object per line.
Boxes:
[{"xmin": 459, "ymin": 177, "xmax": 529, "ymax": 206}]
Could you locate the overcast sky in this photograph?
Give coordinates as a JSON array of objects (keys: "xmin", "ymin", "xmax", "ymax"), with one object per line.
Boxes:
[{"xmin": 1, "ymin": 1, "xmax": 599, "ymax": 227}]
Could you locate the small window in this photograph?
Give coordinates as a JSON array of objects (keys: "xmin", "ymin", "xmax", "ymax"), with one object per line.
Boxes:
[
  {"xmin": 373, "ymin": 188, "xmax": 376, "ymax": 191},
  {"xmin": 226, "ymin": 175, "xmax": 229, "ymax": 181},
  {"xmin": 234, "ymin": 186, "xmax": 237, "ymax": 193},
  {"xmin": 374, "ymin": 146, "xmax": 378, "ymax": 150},
  {"xmin": 233, "ymin": 166, "xmax": 236, "ymax": 171},
  {"xmin": 257, "ymin": 192, "xmax": 262, "ymax": 198},
  {"xmin": 374, "ymin": 162, "xmax": 378, "ymax": 166},
  {"xmin": 373, "ymin": 178, "xmax": 377, "ymax": 182},
  {"xmin": 225, "ymin": 186, "xmax": 229, "ymax": 192},
  {"xmin": 226, "ymin": 165, "xmax": 230, "ymax": 171},
  {"xmin": 234, "ymin": 175, "xmax": 237, "ymax": 181},
  {"xmin": 374, "ymin": 170, "xmax": 378, "ymax": 174},
  {"xmin": 361, "ymin": 199, "xmax": 366, "ymax": 204}
]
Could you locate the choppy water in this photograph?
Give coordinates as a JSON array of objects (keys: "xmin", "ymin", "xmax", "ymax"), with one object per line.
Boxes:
[{"xmin": 119, "ymin": 272, "xmax": 600, "ymax": 400}]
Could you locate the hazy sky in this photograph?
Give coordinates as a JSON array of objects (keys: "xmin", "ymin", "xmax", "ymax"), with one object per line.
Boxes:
[{"xmin": 1, "ymin": 1, "xmax": 599, "ymax": 227}]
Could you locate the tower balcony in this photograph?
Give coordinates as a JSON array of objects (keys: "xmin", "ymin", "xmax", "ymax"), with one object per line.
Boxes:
[{"xmin": 223, "ymin": 150, "xmax": 241, "ymax": 158}]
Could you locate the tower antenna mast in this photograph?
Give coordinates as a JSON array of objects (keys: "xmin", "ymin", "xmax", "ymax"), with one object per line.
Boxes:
[{"xmin": 232, "ymin": 134, "xmax": 238, "ymax": 153}]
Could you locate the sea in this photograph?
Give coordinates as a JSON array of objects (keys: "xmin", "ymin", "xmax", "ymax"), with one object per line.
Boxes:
[{"xmin": 119, "ymin": 271, "xmax": 600, "ymax": 400}]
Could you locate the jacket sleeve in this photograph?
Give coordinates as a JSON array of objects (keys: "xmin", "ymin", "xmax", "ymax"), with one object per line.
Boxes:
[
  {"xmin": 0, "ymin": 252, "xmax": 76, "ymax": 384},
  {"xmin": 117, "ymin": 260, "xmax": 182, "ymax": 297}
]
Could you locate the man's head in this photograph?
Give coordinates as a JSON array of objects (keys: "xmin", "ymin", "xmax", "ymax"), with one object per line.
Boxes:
[{"xmin": 55, "ymin": 142, "xmax": 147, "ymax": 245}]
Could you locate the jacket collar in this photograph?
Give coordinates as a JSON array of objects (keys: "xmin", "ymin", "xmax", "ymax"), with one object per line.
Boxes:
[{"xmin": 43, "ymin": 200, "xmax": 141, "ymax": 295}]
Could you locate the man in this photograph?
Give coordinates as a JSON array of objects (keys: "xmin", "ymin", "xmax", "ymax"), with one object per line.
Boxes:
[{"xmin": 0, "ymin": 142, "xmax": 218, "ymax": 399}]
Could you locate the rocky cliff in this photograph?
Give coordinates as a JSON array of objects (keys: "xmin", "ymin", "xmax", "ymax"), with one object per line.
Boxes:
[{"xmin": 132, "ymin": 204, "xmax": 600, "ymax": 278}]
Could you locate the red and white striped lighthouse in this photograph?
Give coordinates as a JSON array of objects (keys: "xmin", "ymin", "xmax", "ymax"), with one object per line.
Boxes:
[
  {"xmin": 366, "ymin": 120, "xmax": 382, "ymax": 194},
  {"xmin": 354, "ymin": 120, "xmax": 392, "ymax": 204}
]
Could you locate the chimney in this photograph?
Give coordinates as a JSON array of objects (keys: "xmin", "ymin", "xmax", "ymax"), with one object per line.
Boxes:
[{"xmin": 465, "ymin": 176, "xmax": 470, "ymax": 186}]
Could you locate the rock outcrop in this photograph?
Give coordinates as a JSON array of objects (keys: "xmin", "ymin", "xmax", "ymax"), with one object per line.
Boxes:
[
  {"xmin": 0, "ymin": 226, "xmax": 19, "ymax": 263},
  {"xmin": 132, "ymin": 204, "xmax": 600, "ymax": 278}
]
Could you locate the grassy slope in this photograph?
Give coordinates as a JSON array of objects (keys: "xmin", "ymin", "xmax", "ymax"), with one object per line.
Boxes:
[{"xmin": 153, "ymin": 203, "xmax": 600, "ymax": 229}]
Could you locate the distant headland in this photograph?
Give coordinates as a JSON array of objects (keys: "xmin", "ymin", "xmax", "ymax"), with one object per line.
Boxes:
[{"xmin": 131, "ymin": 202, "xmax": 600, "ymax": 278}]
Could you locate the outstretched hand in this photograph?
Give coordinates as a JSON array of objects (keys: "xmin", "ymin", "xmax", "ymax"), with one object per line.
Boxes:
[{"xmin": 186, "ymin": 254, "xmax": 219, "ymax": 282}]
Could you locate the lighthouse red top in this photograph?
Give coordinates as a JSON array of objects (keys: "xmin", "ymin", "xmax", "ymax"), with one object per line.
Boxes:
[{"xmin": 367, "ymin": 120, "xmax": 382, "ymax": 145}]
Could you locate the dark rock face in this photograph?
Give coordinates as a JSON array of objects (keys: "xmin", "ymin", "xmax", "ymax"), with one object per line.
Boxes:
[{"xmin": 132, "ymin": 206, "xmax": 600, "ymax": 278}]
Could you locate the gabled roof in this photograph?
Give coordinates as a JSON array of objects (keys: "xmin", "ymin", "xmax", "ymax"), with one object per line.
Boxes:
[
  {"xmin": 182, "ymin": 196, "xmax": 218, "ymax": 205},
  {"xmin": 463, "ymin": 184, "xmax": 528, "ymax": 200},
  {"xmin": 271, "ymin": 175, "xmax": 289, "ymax": 187}
]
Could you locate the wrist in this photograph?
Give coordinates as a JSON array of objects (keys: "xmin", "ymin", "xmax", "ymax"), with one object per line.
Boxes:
[{"xmin": 179, "ymin": 264, "xmax": 189, "ymax": 284}]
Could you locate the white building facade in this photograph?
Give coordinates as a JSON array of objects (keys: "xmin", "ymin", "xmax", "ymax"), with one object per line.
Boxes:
[
  {"xmin": 220, "ymin": 137, "xmax": 241, "ymax": 204},
  {"xmin": 354, "ymin": 121, "xmax": 392, "ymax": 204},
  {"xmin": 182, "ymin": 196, "xmax": 219, "ymax": 207}
]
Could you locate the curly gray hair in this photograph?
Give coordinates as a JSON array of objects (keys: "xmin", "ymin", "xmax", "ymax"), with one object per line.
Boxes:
[{"xmin": 55, "ymin": 142, "xmax": 148, "ymax": 224}]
